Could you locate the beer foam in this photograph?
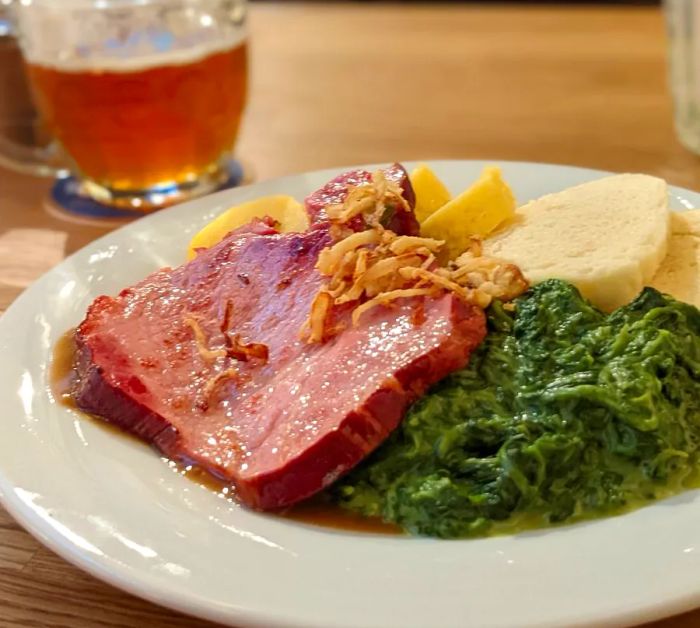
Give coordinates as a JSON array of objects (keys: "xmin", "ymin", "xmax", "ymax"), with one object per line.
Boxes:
[{"xmin": 24, "ymin": 30, "xmax": 246, "ymax": 73}]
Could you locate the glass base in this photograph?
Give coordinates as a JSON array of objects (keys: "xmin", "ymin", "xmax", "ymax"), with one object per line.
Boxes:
[
  {"xmin": 674, "ymin": 118, "xmax": 700, "ymax": 156},
  {"xmin": 47, "ymin": 159, "xmax": 246, "ymax": 224},
  {"xmin": 82, "ymin": 163, "xmax": 234, "ymax": 211}
]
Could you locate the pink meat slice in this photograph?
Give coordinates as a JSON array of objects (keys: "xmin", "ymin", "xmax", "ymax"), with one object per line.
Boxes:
[
  {"xmin": 304, "ymin": 163, "xmax": 419, "ymax": 235},
  {"xmin": 74, "ymin": 224, "xmax": 485, "ymax": 509}
]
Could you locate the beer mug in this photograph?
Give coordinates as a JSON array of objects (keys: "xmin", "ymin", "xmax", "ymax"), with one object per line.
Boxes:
[{"xmin": 1, "ymin": 0, "xmax": 248, "ymax": 209}]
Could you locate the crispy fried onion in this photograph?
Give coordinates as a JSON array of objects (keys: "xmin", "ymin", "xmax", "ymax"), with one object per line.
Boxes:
[
  {"xmin": 301, "ymin": 227, "xmax": 529, "ymax": 343},
  {"xmin": 185, "ymin": 311, "xmax": 269, "ymax": 365},
  {"xmin": 185, "ymin": 310, "xmax": 269, "ymax": 400},
  {"xmin": 202, "ymin": 368, "xmax": 241, "ymax": 398},
  {"xmin": 227, "ymin": 334, "xmax": 269, "ymax": 362},
  {"xmin": 325, "ymin": 170, "xmax": 410, "ymax": 237},
  {"xmin": 449, "ymin": 244, "xmax": 530, "ymax": 302},
  {"xmin": 184, "ymin": 316, "xmax": 227, "ymax": 361}
]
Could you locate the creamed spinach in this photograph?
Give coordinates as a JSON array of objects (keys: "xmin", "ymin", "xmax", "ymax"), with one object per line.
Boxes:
[{"xmin": 331, "ymin": 280, "xmax": 700, "ymax": 538}]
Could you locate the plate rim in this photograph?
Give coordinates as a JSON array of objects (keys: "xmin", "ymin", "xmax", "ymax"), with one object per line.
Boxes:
[{"xmin": 1, "ymin": 159, "xmax": 699, "ymax": 628}]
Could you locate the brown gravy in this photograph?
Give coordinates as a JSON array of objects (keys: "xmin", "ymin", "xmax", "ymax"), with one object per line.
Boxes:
[
  {"xmin": 181, "ymin": 465, "xmax": 400, "ymax": 534},
  {"xmin": 50, "ymin": 332, "xmax": 400, "ymax": 535},
  {"xmin": 282, "ymin": 497, "xmax": 401, "ymax": 535},
  {"xmin": 49, "ymin": 328, "xmax": 78, "ymax": 407}
]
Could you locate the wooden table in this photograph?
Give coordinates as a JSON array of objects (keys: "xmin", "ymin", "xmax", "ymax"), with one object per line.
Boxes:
[{"xmin": 1, "ymin": 2, "xmax": 699, "ymax": 626}]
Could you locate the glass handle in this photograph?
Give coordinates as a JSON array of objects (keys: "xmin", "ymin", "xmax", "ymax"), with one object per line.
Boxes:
[
  {"xmin": 0, "ymin": 6, "xmax": 67, "ymax": 178},
  {"xmin": 0, "ymin": 135, "xmax": 68, "ymax": 178}
]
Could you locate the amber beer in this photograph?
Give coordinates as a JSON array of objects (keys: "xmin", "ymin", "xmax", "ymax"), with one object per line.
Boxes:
[{"xmin": 26, "ymin": 39, "xmax": 247, "ymax": 194}]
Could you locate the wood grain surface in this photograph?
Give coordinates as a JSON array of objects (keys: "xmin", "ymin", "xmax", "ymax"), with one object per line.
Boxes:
[{"xmin": 0, "ymin": 2, "xmax": 699, "ymax": 626}]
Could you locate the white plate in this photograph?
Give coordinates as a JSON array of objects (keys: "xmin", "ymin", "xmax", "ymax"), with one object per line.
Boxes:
[{"xmin": 1, "ymin": 161, "xmax": 699, "ymax": 628}]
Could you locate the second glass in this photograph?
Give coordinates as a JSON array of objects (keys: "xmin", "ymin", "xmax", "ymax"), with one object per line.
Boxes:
[{"xmin": 8, "ymin": 0, "xmax": 248, "ymax": 210}]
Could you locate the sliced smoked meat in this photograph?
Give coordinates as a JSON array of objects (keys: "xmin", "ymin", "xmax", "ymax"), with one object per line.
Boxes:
[
  {"xmin": 74, "ymin": 224, "xmax": 485, "ymax": 510},
  {"xmin": 304, "ymin": 163, "xmax": 419, "ymax": 235}
]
